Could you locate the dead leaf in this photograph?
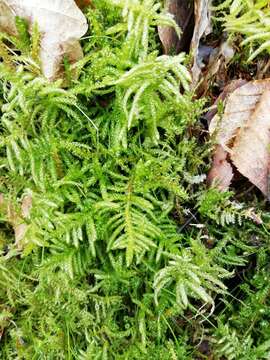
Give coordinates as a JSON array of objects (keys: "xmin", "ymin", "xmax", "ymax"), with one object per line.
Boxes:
[
  {"xmin": 245, "ymin": 208, "xmax": 263, "ymax": 225},
  {"xmin": 206, "ymin": 80, "xmax": 248, "ymax": 193},
  {"xmin": 231, "ymin": 90, "xmax": 270, "ymax": 195},
  {"xmin": 190, "ymin": 0, "xmax": 212, "ymax": 86},
  {"xmin": 209, "ymin": 79, "xmax": 270, "ymax": 196},
  {"xmin": 14, "ymin": 194, "xmax": 32, "ymax": 250},
  {"xmin": 205, "ymin": 79, "xmax": 247, "ymax": 125},
  {"xmin": 207, "ymin": 145, "xmax": 233, "ymax": 191},
  {"xmin": 21, "ymin": 194, "xmax": 32, "ymax": 219},
  {"xmin": 75, "ymin": 0, "xmax": 92, "ymax": 8},
  {"xmin": 158, "ymin": 0, "xmax": 194, "ymax": 54},
  {"xmin": 210, "ymin": 79, "xmax": 270, "ymax": 150},
  {"xmin": 0, "ymin": 1, "xmax": 16, "ymax": 35},
  {"xmin": 0, "ymin": 193, "xmax": 32, "ymax": 250},
  {"xmin": 2, "ymin": 0, "xmax": 88, "ymax": 80},
  {"xmin": 257, "ymin": 58, "xmax": 270, "ymax": 80},
  {"xmin": 197, "ymin": 39, "xmax": 236, "ymax": 98},
  {"xmin": 14, "ymin": 223, "xmax": 28, "ymax": 249},
  {"xmin": 0, "ymin": 193, "xmax": 4, "ymax": 207}
]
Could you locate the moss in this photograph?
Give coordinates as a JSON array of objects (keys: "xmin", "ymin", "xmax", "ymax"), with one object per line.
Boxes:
[{"xmin": 0, "ymin": 1, "xmax": 270, "ymax": 359}]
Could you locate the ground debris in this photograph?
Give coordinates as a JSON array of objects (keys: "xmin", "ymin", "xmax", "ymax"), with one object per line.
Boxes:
[{"xmin": 209, "ymin": 79, "xmax": 270, "ymax": 196}]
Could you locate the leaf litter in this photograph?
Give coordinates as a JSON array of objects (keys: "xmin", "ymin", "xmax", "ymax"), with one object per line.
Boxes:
[
  {"xmin": 0, "ymin": 0, "xmax": 270, "ymax": 357},
  {"xmin": 209, "ymin": 79, "xmax": 270, "ymax": 196},
  {"xmin": 1, "ymin": 0, "xmax": 268, "ymax": 199},
  {"xmin": 158, "ymin": 0, "xmax": 194, "ymax": 54},
  {"xmin": 0, "ymin": 0, "xmax": 88, "ymax": 80},
  {"xmin": 190, "ymin": 0, "xmax": 212, "ymax": 86}
]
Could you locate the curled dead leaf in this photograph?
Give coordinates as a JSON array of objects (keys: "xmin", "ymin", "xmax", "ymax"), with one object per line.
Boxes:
[
  {"xmin": 1, "ymin": 0, "xmax": 88, "ymax": 80},
  {"xmin": 197, "ymin": 40, "xmax": 236, "ymax": 98},
  {"xmin": 209, "ymin": 79, "xmax": 270, "ymax": 196},
  {"xmin": 14, "ymin": 223, "xmax": 28, "ymax": 249},
  {"xmin": 14, "ymin": 194, "xmax": 32, "ymax": 250},
  {"xmin": 191, "ymin": 0, "xmax": 212, "ymax": 86},
  {"xmin": 245, "ymin": 208, "xmax": 263, "ymax": 225},
  {"xmin": 158, "ymin": 0, "xmax": 194, "ymax": 54},
  {"xmin": 0, "ymin": 193, "xmax": 32, "ymax": 251},
  {"xmin": 210, "ymin": 79, "xmax": 270, "ymax": 150},
  {"xmin": 0, "ymin": 193, "xmax": 4, "ymax": 207},
  {"xmin": 205, "ymin": 79, "xmax": 248, "ymax": 125},
  {"xmin": 231, "ymin": 90, "xmax": 270, "ymax": 195},
  {"xmin": 207, "ymin": 145, "xmax": 233, "ymax": 191},
  {"xmin": 21, "ymin": 194, "xmax": 32, "ymax": 219}
]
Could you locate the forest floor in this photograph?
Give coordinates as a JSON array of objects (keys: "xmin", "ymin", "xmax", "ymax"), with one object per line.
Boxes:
[{"xmin": 1, "ymin": 0, "xmax": 270, "ymax": 359}]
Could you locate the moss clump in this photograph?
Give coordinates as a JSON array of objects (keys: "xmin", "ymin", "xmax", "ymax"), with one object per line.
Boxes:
[{"xmin": 1, "ymin": 1, "xmax": 270, "ymax": 359}]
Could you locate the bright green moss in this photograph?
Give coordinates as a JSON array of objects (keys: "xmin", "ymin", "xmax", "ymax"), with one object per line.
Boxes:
[{"xmin": 0, "ymin": 1, "xmax": 270, "ymax": 359}]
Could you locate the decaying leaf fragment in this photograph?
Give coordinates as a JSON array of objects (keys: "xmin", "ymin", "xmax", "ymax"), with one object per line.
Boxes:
[
  {"xmin": 231, "ymin": 90, "xmax": 270, "ymax": 195},
  {"xmin": 0, "ymin": 193, "xmax": 32, "ymax": 251},
  {"xmin": 205, "ymin": 80, "xmax": 247, "ymax": 125},
  {"xmin": 209, "ymin": 79, "xmax": 270, "ymax": 196},
  {"xmin": 190, "ymin": 0, "xmax": 212, "ymax": 86},
  {"xmin": 207, "ymin": 145, "xmax": 233, "ymax": 191},
  {"xmin": 210, "ymin": 79, "xmax": 270, "ymax": 150},
  {"xmin": 1, "ymin": 0, "xmax": 88, "ymax": 80},
  {"xmin": 75, "ymin": 0, "xmax": 92, "ymax": 8},
  {"xmin": 0, "ymin": 1, "xmax": 16, "ymax": 35},
  {"xmin": 158, "ymin": 0, "xmax": 194, "ymax": 54}
]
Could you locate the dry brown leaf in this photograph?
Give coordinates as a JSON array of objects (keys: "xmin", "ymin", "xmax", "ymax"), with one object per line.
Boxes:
[
  {"xmin": 14, "ymin": 194, "xmax": 32, "ymax": 250},
  {"xmin": 190, "ymin": 0, "xmax": 212, "ymax": 86},
  {"xmin": 75, "ymin": 0, "xmax": 92, "ymax": 8},
  {"xmin": 209, "ymin": 79, "xmax": 270, "ymax": 195},
  {"xmin": 0, "ymin": 1, "xmax": 16, "ymax": 35},
  {"xmin": 231, "ymin": 90, "xmax": 270, "ymax": 195},
  {"xmin": 0, "ymin": 193, "xmax": 4, "ymax": 207},
  {"xmin": 210, "ymin": 79, "xmax": 270, "ymax": 150},
  {"xmin": 205, "ymin": 79, "xmax": 247, "ymax": 125},
  {"xmin": 197, "ymin": 40, "xmax": 236, "ymax": 98},
  {"xmin": 158, "ymin": 0, "xmax": 194, "ymax": 54},
  {"xmin": 0, "ymin": 193, "xmax": 32, "ymax": 250},
  {"xmin": 207, "ymin": 80, "xmax": 247, "ymax": 191},
  {"xmin": 207, "ymin": 145, "xmax": 233, "ymax": 191},
  {"xmin": 2, "ymin": 0, "xmax": 88, "ymax": 80},
  {"xmin": 21, "ymin": 194, "xmax": 32, "ymax": 219},
  {"xmin": 14, "ymin": 223, "xmax": 28, "ymax": 249}
]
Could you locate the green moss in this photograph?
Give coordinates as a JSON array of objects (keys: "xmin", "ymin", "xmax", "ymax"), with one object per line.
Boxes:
[
  {"xmin": 214, "ymin": 0, "xmax": 270, "ymax": 62},
  {"xmin": 0, "ymin": 1, "xmax": 270, "ymax": 359}
]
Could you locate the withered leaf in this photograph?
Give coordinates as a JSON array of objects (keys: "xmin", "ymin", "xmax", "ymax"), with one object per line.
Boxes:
[
  {"xmin": 2, "ymin": 0, "xmax": 88, "ymax": 80},
  {"xmin": 15, "ymin": 194, "xmax": 32, "ymax": 250},
  {"xmin": 191, "ymin": 0, "xmax": 212, "ymax": 86},
  {"xmin": 210, "ymin": 79, "xmax": 270, "ymax": 150},
  {"xmin": 158, "ymin": 0, "xmax": 194, "ymax": 54},
  {"xmin": 209, "ymin": 79, "xmax": 270, "ymax": 196},
  {"xmin": 207, "ymin": 145, "xmax": 233, "ymax": 191},
  {"xmin": 0, "ymin": 193, "xmax": 32, "ymax": 250},
  {"xmin": 205, "ymin": 79, "xmax": 247, "ymax": 125},
  {"xmin": 75, "ymin": 0, "xmax": 92, "ymax": 8},
  {"xmin": 0, "ymin": 0, "xmax": 16, "ymax": 35},
  {"xmin": 207, "ymin": 80, "xmax": 247, "ymax": 191},
  {"xmin": 231, "ymin": 90, "xmax": 270, "ymax": 195}
]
